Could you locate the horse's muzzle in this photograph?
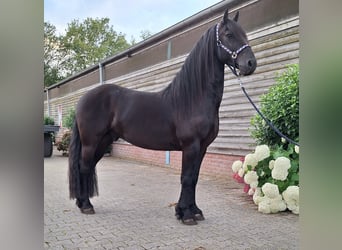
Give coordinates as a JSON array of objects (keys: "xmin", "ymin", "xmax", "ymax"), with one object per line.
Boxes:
[{"xmin": 239, "ymin": 57, "xmax": 257, "ymax": 76}]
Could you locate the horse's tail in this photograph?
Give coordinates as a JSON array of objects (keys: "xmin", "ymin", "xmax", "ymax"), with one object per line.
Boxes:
[
  {"xmin": 68, "ymin": 120, "xmax": 99, "ymax": 199},
  {"xmin": 68, "ymin": 120, "xmax": 82, "ymax": 199}
]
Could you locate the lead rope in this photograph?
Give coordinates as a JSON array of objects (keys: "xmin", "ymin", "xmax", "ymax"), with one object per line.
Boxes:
[{"xmin": 236, "ymin": 75, "xmax": 299, "ymax": 146}]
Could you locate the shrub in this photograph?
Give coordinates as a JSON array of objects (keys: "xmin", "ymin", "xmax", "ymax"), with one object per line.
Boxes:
[
  {"xmin": 58, "ymin": 106, "xmax": 112, "ymax": 156},
  {"xmin": 250, "ymin": 64, "xmax": 299, "ymax": 146},
  {"xmin": 56, "ymin": 131, "xmax": 71, "ymax": 155},
  {"xmin": 44, "ymin": 116, "xmax": 55, "ymax": 125},
  {"xmin": 63, "ymin": 107, "xmax": 76, "ymax": 129}
]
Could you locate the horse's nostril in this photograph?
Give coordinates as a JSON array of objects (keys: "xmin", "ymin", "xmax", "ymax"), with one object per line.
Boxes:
[
  {"xmin": 248, "ymin": 60, "xmax": 253, "ymax": 67},
  {"xmin": 247, "ymin": 59, "xmax": 256, "ymax": 69}
]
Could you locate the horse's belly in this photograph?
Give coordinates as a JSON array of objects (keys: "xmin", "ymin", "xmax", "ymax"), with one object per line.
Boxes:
[
  {"xmin": 123, "ymin": 133, "xmax": 180, "ymax": 151},
  {"xmin": 118, "ymin": 122, "xmax": 181, "ymax": 151}
]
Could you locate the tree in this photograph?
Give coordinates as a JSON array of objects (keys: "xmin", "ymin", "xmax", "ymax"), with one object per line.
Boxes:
[
  {"xmin": 140, "ymin": 30, "xmax": 153, "ymax": 41},
  {"xmin": 44, "ymin": 22, "xmax": 64, "ymax": 86},
  {"xmin": 44, "ymin": 18, "xmax": 148, "ymax": 87},
  {"xmin": 61, "ymin": 17, "xmax": 130, "ymax": 75}
]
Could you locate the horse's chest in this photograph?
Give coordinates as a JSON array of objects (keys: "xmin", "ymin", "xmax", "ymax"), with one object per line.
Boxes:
[
  {"xmin": 177, "ymin": 113, "xmax": 219, "ymax": 146},
  {"xmin": 202, "ymin": 116, "xmax": 219, "ymax": 143}
]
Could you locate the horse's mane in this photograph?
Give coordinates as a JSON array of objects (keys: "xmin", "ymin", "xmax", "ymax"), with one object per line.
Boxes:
[{"xmin": 162, "ymin": 25, "xmax": 219, "ymax": 114}]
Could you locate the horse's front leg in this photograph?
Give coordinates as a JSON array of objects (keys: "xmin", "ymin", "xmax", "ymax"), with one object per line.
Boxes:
[
  {"xmin": 176, "ymin": 142, "xmax": 205, "ymax": 225},
  {"xmin": 189, "ymin": 146, "xmax": 207, "ymax": 221}
]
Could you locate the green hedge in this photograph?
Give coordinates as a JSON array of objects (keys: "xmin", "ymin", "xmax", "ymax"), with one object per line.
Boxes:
[
  {"xmin": 63, "ymin": 107, "xmax": 76, "ymax": 129},
  {"xmin": 44, "ymin": 116, "xmax": 55, "ymax": 125},
  {"xmin": 250, "ymin": 64, "xmax": 299, "ymax": 146}
]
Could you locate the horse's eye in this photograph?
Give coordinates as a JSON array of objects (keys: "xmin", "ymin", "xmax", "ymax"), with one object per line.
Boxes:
[{"xmin": 226, "ymin": 33, "xmax": 233, "ymax": 39}]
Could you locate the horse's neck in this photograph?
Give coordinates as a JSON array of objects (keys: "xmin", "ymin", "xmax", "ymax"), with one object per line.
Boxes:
[
  {"xmin": 161, "ymin": 56, "xmax": 225, "ymax": 115},
  {"xmin": 209, "ymin": 61, "xmax": 225, "ymax": 109},
  {"xmin": 161, "ymin": 26, "xmax": 225, "ymax": 114}
]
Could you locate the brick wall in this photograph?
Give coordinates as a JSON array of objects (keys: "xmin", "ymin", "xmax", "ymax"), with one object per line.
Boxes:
[{"xmin": 111, "ymin": 142, "xmax": 242, "ymax": 178}]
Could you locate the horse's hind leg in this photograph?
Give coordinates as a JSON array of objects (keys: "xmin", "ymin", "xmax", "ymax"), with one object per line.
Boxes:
[
  {"xmin": 77, "ymin": 145, "xmax": 98, "ymax": 214},
  {"xmin": 77, "ymin": 133, "xmax": 118, "ymax": 214},
  {"xmin": 94, "ymin": 132, "xmax": 118, "ymax": 163}
]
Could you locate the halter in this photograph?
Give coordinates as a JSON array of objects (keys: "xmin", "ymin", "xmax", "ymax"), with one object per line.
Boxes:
[{"xmin": 216, "ymin": 22, "xmax": 249, "ymax": 76}]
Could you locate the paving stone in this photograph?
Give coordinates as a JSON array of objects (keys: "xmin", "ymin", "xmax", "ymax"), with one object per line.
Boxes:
[{"xmin": 44, "ymin": 150, "xmax": 299, "ymax": 249}]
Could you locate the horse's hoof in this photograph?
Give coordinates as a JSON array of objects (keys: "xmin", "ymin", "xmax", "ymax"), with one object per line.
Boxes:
[
  {"xmin": 80, "ymin": 207, "xmax": 95, "ymax": 214},
  {"xmin": 76, "ymin": 200, "xmax": 82, "ymax": 208},
  {"xmin": 194, "ymin": 213, "xmax": 205, "ymax": 221},
  {"xmin": 182, "ymin": 218, "xmax": 198, "ymax": 225}
]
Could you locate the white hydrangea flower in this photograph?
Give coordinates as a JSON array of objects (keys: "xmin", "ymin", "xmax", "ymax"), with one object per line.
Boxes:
[
  {"xmin": 282, "ymin": 186, "xmax": 299, "ymax": 214},
  {"xmin": 261, "ymin": 183, "xmax": 279, "ymax": 199},
  {"xmin": 281, "ymin": 137, "xmax": 286, "ymax": 144},
  {"xmin": 253, "ymin": 188, "xmax": 263, "ymax": 205},
  {"xmin": 287, "ymin": 203, "xmax": 299, "ymax": 214},
  {"xmin": 269, "ymin": 197, "xmax": 287, "ymax": 213},
  {"xmin": 250, "ymin": 181, "xmax": 258, "ymax": 189},
  {"xmin": 271, "ymin": 156, "xmax": 291, "ymax": 181},
  {"xmin": 295, "ymin": 145, "xmax": 299, "ymax": 154},
  {"xmin": 258, "ymin": 198, "xmax": 271, "ymax": 213},
  {"xmin": 254, "ymin": 145, "xmax": 270, "ymax": 162},
  {"xmin": 244, "ymin": 171, "xmax": 258, "ymax": 185},
  {"xmin": 269, "ymin": 160, "xmax": 275, "ymax": 170},
  {"xmin": 243, "ymin": 153, "xmax": 258, "ymax": 171},
  {"xmin": 248, "ymin": 188, "xmax": 255, "ymax": 196},
  {"xmin": 238, "ymin": 168, "xmax": 245, "ymax": 177},
  {"xmin": 258, "ymin": 195, "xmax": 287, "ymax": 214},
  {"xmin": 232, "ymin": 160, "xmax": 243, "ymax": 173}
]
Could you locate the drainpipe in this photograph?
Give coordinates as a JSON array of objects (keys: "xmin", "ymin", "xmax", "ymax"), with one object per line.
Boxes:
[
  {"xmin": 46, "ymin": 88, "xmax": 50, "ymax": 116},
  {"xmin": 99, "ymin": 62, "xmax": 104, "ymax": 84},
  {"xmin": 165, "ymin": 41, "xmax": 172, "ymax": 166}
]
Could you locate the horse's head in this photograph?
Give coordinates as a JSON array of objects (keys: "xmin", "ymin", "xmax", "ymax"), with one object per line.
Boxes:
[{"xmin": 216, "ymin": 9, "xmax": 257, "ymax": 76}]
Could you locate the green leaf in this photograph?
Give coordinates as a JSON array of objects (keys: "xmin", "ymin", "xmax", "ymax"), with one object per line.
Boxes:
[{"xmin": 291, "ymin": 173, "xmax": 299, "ymax": 182}]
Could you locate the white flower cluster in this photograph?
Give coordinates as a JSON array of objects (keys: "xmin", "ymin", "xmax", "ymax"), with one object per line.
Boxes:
[
  {"xmin": 231, "ymin": 145, "xmax": 271, "ymax": 195},
  {"xmin": 271, "ymin": 157, "xmax": 291, "ymax": 181},
  {"xmin": 282, "ymin": 186, "xmax": 299, "ymax": 214},
  {"xmin": 295, "ymin": 145, "xmax": 299, "ymax": 154},
  {"xmin": 232, "ymin": 160, "xmax": 242, "ymax": 173},
  {"xmin": 242, "ymin": 145, "xmax": 270, "ymax": 171},
  {"xmin": 253, "ymin": 183, "xmax": 299, "ymax": 214},
  {"xmin": 243, "ymin": 153, "xmax": 258, "ymax": 171},
  {"xmin": 231, "ymin": 143, "xmax": 300, "ymax": 214},
  {"xmin": 254, "ymin": 145, "xmax": 270, "ymax": 162},
  {"xmin": 253, "ymin": 183, "xmax": 286, "ymax": 213},
  {"xmin": 232, "ymin": 145, "xmax": 270, "ymax": 175},
  {"xmin": 231, "ymin": 160, "xmax": 244, "ymax": 180},
  {"xmin": 244, "ymin": 171, "xmax": 258, "ymax": 189}
]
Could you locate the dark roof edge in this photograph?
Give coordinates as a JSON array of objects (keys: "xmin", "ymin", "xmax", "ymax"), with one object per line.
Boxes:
[{"xmin": 45, "ymin": 0, "xmax": 241, "ymax": 91}]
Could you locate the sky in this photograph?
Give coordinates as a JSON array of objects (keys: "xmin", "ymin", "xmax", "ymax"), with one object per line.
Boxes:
[{"xmin": 44, "ymin": 0, "xmax": 222, "ymax": 42}]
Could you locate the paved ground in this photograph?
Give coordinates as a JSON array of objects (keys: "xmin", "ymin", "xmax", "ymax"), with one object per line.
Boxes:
[{"xmin": 44, "ymin": 149, "xmax": 299, "ymax": 249}]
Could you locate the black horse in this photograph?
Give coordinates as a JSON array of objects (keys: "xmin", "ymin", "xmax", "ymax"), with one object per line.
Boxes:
[{"xmin": 69, "ymin": 9, "xmax": 256, "ymax": 225}]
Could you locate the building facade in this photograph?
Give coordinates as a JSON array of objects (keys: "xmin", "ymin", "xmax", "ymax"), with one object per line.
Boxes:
[{"xmin": 44, "ymin": 0, "xmax": 299, "ymax": 175}]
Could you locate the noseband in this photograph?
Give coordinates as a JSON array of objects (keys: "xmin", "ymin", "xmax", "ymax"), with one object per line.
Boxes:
[{"xmin": 216, "ymin": 22, "xmax": 249, "ymax": 76}]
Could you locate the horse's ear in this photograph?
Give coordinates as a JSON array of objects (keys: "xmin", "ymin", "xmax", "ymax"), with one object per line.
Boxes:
[
  {"xmin": 233, "ymin": 11, "xmax": 239, "ymax": 22},
  {"xmin": 223, "ymin": 8, "xmax": 229, "ymax": 24}
]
